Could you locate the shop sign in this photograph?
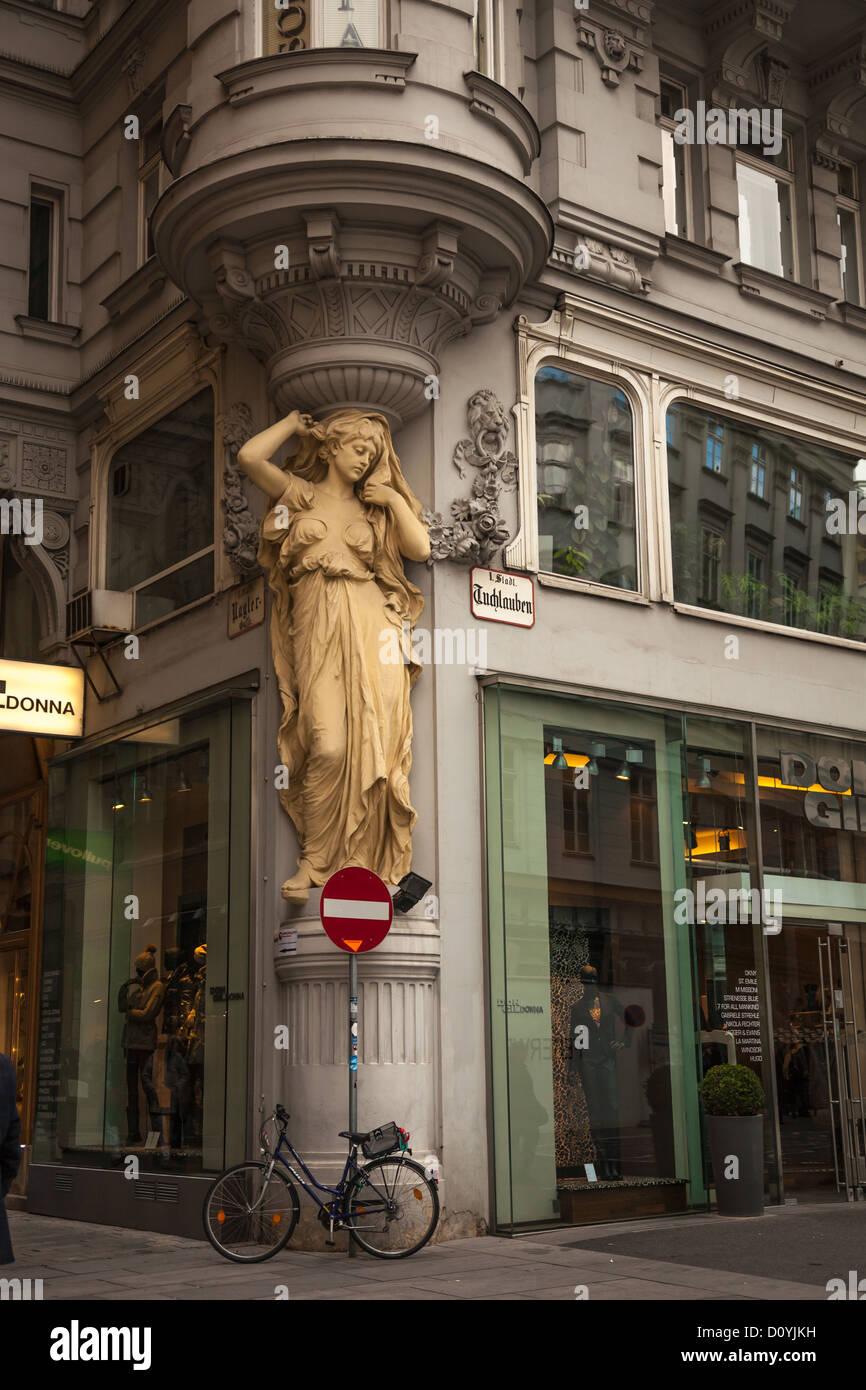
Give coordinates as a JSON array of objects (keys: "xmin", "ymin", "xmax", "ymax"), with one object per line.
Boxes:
[
  {"xmin": 227, "ymin": 575, "xmax": 265, "ymax": 639},
  {"xmin": 264, "ymin": 0, "xmax": 311, "ymax": 53},
  {"xmin": 0, "ymin": 658, "xmax": 83, "ymax": 738},
  {"xmin": 470, "ymin": 566, "xmax": 535, "ymax": 628},
  {"xmin": 781, "ymin": 751, "xmax": 866, "ymax": 832},
  {"xmin": 46, "ymin": 829, "xmax": 113, "ymax": 873}
]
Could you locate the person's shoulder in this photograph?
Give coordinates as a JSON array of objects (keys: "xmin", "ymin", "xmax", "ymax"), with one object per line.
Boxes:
[{"xmin": 0, "ymin": 1052, "xmax": 14, "ymax": 1083}]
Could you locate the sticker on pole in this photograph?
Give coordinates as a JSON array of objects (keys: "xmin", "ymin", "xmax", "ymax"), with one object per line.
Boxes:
[{"xmin": 320, "ymin": 867, "xmax": 394, "ymax": 954}]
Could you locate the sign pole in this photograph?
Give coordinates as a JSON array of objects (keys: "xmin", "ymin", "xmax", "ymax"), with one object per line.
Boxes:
[
  {"xmin": 318, "ymin": 865, "xmax": 394, "ymax": 1262},
  {"xmin": 348, "ymin": 953, "xmax": 358, "ymax": 1259}
]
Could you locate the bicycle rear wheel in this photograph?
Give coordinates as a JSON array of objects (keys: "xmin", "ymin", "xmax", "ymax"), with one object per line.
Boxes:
[
  {"xmin": 344, "ymin": 1156, "xmax": 439, "ymax": 1258},
  {"xmin": 202, "ymin": 1161, "xmax": 299, "ymax": 1263}
]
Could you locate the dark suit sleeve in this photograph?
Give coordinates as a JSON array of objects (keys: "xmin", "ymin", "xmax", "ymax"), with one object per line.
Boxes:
[{"xmin": 0, "ymin": 1057, "xmax": 22, "ymax": 1197}]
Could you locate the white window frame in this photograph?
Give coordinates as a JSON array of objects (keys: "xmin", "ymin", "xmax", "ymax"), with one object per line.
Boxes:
[
  {"xmin": 507, "ymin": 339, "xmax": 654, "ymax": 605},
  {"xmin": 736, "ymin": 133, "xmax": 796, "ymax": 281},
  {"xmin": 836, "ymin": 161, "xmax": 863, "ymax": 306},
  {"xmin": 137, "ymin": 116, "xmax": 163, "ymax": 267},
  {"xmin": 27, "ymin": 186, "xmax": 63, "ymax": 323},
  {"xmin": 659, "ymin": 77, "xmax": 691, "ymax": 240},
  {"xmin": 473, "ymin": 0, "xmax": 504, "ymax": 82},
  {"xmin": 92, "ymin": 340, "xmax": 224, "ymax": 631}
]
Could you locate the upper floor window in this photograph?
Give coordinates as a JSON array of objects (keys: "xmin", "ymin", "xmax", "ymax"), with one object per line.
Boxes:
[
  {"xmin": 837, "ymin": 161, "xmax": 862, "ymax": 305},
  {"xmin": 736, "ymin": 134, "xmax": 795, "ymax": 280},
  {"xmin": 787, "ymin": 466, "xmax": 803, "ymax": 520},
  {"xmin": 535, "ymin": 365, "xmax": 638, "ymax": 592},
  {"xmin": 263, "ymin": 0, "xmax": 381, "ymax": 53},
  {"xmin": 138, "ymin": 118, "xmax": 164, "ymax": 265},
  {"xmin": 667, "ymin": 400, "xmax": 866, "ymax": 641},
  {"xmin": 27, "ymin": 191, "xmax": 61, "ymax": 321},
  {"xmin": 659, "ymin": 79, "xmax": 689, "ymax": 239},
  {"xmin": 705, "ymin": 420, "xmax": 724, "ymax": 473},
  {"xmin": 107, "ymin": 389, "xmax": 215, "ymax": 627},
  {"xmin": 749, "ymin": 444, "xmax": 766, "ymax": 498}
]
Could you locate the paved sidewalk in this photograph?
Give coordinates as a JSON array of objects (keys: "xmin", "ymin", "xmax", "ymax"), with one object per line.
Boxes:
[{"xmin": 3, "ymin": 1204, "xmax": 840, "ymax": 1300}]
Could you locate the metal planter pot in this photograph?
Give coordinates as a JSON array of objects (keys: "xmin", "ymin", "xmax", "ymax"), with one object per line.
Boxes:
[{"xmin": 707, "ymin": 1114, "xmax": 764, "ymax": 1217}]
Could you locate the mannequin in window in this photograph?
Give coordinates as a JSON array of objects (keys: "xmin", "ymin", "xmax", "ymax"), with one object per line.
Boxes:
[
  {"xmin": 118, "ymin": 945, "xmax": 166, "ymax": 1146},
  {"xmin": 569, "ymin": 964, "xmax": 628, "ymax": 1181}
]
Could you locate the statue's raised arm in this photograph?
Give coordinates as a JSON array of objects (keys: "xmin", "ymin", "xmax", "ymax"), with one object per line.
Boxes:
[{"xmin": 238, "ymin": 407, "xmax": 430, "ymax": 903}]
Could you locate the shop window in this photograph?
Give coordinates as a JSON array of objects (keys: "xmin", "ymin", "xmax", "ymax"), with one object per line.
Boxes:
[
  {"xmin": 667, "ymin": 400, "xmax": 866, "ymax": 641},
  {"xmin": 535, "ymin": 366, "xmax": 638, "ymax": 591},
  {"xmin": 0, "ymin": 540, "xmax": 43, "ymax": 663},
  {"xmin": 106, "ymin": 388, "xmax": 215, "ymax": 627},
  {"xmin": 736, "ymin": 134, "xmax": 795, "ymax": 280},
  {"xmin": 263, "ymin": 0, "xmax": 381, "ymax": 52},
  {"xmin": 33, "ymin": 700, "xmax": 251, "ymax": 1175},
  {"xmin": 659, "ymin": 79, "xmax": 689, "ymax": 239},
  {"xmin": 630, "ymin": 771, "xmax": 658, "ymax": 865},
  {"xmin": 562, "ymin": 779, "xmax": 591, "ymax": 857}
]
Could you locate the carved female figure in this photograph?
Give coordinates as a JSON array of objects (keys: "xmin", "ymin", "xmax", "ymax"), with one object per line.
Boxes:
[{"xmin": 237, "ymin": 409, "xmax": 430, "ymax": 903}]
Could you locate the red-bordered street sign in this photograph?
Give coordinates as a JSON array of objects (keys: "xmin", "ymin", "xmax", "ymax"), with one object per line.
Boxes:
[{"xmin": 320, "ymin": 866, "xmax": 394, "ymax": 954}]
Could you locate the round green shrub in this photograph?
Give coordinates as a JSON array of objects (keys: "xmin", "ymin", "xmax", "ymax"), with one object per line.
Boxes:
[{"xmin": 701, "ymin": 1063, "xmax": 764, "ymax": 1116}]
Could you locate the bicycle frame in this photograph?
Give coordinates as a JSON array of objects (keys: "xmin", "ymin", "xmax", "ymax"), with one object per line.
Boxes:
[{"xmin": 264, "ymin": 1125, "xmax": 406, "ymax": 1221}]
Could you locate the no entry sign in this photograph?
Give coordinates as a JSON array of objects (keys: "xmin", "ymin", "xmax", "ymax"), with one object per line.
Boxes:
[{"xmin": 320, "ymin": 867, "xmax": 393, "ymax": 954}]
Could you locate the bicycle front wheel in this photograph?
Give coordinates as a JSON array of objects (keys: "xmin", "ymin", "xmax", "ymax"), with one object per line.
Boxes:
[
  {"xmin": 203, "ymin": 1161, "xmax": 299, "ymax": 1263},
  {"xmin": 344, "ymin": 1156, "xmax": 439, "ymax": 1258}
]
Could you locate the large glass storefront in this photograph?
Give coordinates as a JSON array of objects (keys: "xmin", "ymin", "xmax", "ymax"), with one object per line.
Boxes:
[
  {"xmin": 32, "ymin": 699, "xmax": 251, "ymax": 1183},
  {"xmin": 484, "ymin": 683, "xmax": 866, "ymax": 1229}
]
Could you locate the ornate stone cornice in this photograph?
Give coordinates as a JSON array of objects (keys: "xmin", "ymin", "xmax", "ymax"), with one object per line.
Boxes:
[
  {"xmin": 704, "ymin": 0, "xmax": 796, "ymax": 106},
  {"xmin": 808, "ymin": 35, "xmax": 866, "ymax": 154}
]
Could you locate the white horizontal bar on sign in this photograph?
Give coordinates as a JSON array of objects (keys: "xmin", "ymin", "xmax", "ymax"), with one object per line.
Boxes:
[{"xmin": 323, "ymin": 899, "xmax": 391, "ymax": 920}]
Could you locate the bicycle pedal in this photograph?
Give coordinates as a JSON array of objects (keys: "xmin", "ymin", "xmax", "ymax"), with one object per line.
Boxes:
[{"xmin": 325, "ymin": 1239, "xmax": 335, "ymax": 1247}]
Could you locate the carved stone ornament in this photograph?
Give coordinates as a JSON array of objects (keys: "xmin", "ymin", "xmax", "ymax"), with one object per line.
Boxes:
[
  {"xmin": 219, "ymin": 403, "xmax": 262, "ymax": 578},
  {"xmin": 758, "ymin": 49, "xmax": 788, "ymax": 108},
  {"xmin": 121, "ymin": 40, "xmax": 147, "ymax": 100},
  {"xmin": 577, "ymin": 22, "xmax": 646, "ymax": 86},
  {"xmin": 423, "ymin": 389, "xmax": 518, "ymax": 567},
  {"xmin": 161, "ymin": 104, "xmax": 193, "ymax": 177}
]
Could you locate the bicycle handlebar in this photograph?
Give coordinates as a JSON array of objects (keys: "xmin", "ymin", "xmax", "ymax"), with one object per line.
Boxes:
[{"xmin": 274, "ymin": 1103, "xmax": 290, "ymax": 1128}]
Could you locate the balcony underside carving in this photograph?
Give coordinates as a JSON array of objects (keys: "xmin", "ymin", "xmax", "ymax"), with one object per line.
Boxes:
[{"xmin": 152, "ymin": 53, "xmax": 551, "ymax": 424}]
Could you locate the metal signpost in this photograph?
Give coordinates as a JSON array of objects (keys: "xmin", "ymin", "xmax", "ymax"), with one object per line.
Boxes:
[{"xmin": 319, "ymin": 866, "xmax": 394, "ymax": 1252}]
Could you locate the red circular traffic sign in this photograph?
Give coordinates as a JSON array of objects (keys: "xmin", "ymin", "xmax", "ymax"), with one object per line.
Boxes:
[{"xmin": 320, "ymin": 867, "xmax": 394, "ymax": 954}]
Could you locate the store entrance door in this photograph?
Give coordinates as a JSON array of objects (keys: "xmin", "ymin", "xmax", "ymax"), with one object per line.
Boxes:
[{"xmin": 769, "ymin": 922, "xmax": 866, "ymax": 1200}]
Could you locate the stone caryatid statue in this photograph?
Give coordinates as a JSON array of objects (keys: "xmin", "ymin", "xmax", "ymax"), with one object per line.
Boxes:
[{"xmin": 237, "ymin": 409, "xmax": 430, "ymax": 904}]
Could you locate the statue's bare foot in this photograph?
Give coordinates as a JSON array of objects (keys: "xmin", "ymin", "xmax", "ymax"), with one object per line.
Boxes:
[{"xmin": 281, "ymin": 864, "xmax": 314, "ymax": 904}]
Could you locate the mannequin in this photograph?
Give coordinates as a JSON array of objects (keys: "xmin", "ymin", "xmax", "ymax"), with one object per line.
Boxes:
[
  {"xmin": 569, "ymin": 964, "xmax": 628, "ymax": 1181},
  {"xmin": 162, "ymin": 947, "xmax": 195, "ymax": 1149},
  {"xmin": 118, "ymin": 945, "xmax": 166, "ymax": 1146}
]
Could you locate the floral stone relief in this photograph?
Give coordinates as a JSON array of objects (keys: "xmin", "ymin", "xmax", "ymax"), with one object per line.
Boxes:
[{"xmin": 424, "ymin": 389, "xmax": 518, "ymax": 567}]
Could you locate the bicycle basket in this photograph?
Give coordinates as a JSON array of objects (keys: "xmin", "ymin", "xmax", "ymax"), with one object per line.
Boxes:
[{"xmin": 362, "ymin": 1121, "xmax": 403, "ymax": 1159}]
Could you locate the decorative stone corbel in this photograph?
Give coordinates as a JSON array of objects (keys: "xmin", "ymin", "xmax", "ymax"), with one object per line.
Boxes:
[
  {"xmin": 218, "ymin": 403, "xmax": 262, "ymax": 578},
  {"xmin": 161, "ymin": 104, "xmax": 193, "ymax": 177},
  {"xmin": 121, "ymin": 40, "xmax": 147, "ymax": 100},
  {"xmin": 303, "ymin": 211, "xmax": 341, "ymax": 280},
  {"xmin": 758, "ymin": 49, "xmax": 788, "ymax": 108},
  {"xmin": 209, "ymin": 239, "xmax": 256, "ymax": 302},
  {"xmin": 570, "ymin": 236, "xmax": 651, "ymax": 295},
  {"xmin": 577, "ymin": 22, "xmax": 645, "ymax": 86},
  {"xmin": 416, "ymin": 222, "xmax": 459, "ymax": 291}
]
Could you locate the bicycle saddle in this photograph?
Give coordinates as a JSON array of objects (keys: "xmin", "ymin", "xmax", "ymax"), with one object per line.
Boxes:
[{"xmin": 338, "ymin": 1130, "xmax": 369, "ymax": 1142}]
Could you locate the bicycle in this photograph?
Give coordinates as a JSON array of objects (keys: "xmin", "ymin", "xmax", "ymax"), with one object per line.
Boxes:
[{"xmin": 202, "ymin": 1104, "xmax": 440, "ymax": 1262}]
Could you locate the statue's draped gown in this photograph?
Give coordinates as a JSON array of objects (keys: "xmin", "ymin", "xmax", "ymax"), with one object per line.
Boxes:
[{"xmin": 259, "ymin": 465, "xmax": 424, "ymax": 886}]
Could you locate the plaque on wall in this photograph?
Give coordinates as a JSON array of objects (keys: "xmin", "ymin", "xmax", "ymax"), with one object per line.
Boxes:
[
  {"xmin": 227, "ymin": 575, "xmax": 265, "ymax": 639},
  {"xmin": 470, "ymin": 566, "xmax": 535, "ymax": 628}
]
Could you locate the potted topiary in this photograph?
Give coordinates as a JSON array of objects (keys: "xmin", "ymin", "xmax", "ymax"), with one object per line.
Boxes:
[{"xmin": 701, "ymin": 1064, "xmax": 765, "ymax": 1217}]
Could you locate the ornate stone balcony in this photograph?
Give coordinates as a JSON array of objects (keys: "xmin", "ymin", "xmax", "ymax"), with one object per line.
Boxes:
[{"xmin": 152, "ymin": 49, "xmax": 551, "ymax": 424}]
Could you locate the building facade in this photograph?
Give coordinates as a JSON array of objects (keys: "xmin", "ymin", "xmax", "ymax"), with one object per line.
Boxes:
[{"xmin": 0, "ymin": 0, "xmax": 865, "ymax": 1238}]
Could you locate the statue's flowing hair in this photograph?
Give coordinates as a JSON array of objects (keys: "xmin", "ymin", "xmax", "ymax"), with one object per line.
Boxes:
[{"xmin": 256, "ymin": 409, "xmax": 425, "ymax": 845}]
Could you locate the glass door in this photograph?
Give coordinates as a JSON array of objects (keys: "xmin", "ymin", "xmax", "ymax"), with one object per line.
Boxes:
[{"xmin": 768, "ymin": 921, "xmax": 866, "ymax": 1198}]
